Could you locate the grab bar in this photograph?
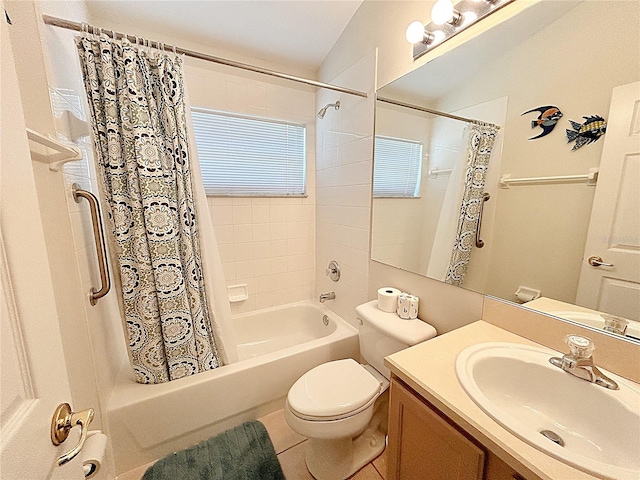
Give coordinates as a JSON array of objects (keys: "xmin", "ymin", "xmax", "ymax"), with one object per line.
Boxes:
[
  {"xmin": 72, "ymin": 184, "xmax": 110, "ymax": 305},
  {"xmin": 475, "ymin": 192, "xmax": 490, "ymax": 248}
]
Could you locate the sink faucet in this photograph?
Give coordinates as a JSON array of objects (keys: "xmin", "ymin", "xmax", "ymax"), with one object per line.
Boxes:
[
  {"xmin": 319, "ymin": 291, "xmax": 335, "ymax": 303},
  {"xmin": 549, "ymin": 335, "xmax": 619, "ymax": 390}
]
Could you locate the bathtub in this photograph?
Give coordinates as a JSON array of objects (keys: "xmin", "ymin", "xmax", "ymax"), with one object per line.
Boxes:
[{"xmin": 107, "ymin": 301, "xmax": 359, "ymax": 475}]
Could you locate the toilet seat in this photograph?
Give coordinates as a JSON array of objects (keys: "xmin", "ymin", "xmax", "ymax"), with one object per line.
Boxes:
[{"xmin": 287, "ymin": 359, "xmax": 382, "ymax": 421}]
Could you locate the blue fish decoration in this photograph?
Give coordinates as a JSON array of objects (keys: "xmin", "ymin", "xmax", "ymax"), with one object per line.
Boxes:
[
  {"xmin": 566, "ymin": 115, "xmax": 607, "ymax": 151},
  {"xmin": 521, "ymin": 105, "xmax": 563, "ymax": 140}
]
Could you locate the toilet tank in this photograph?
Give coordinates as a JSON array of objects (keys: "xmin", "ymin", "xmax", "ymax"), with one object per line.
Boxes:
[{"xmin": 356, "ymin": 300, "xmax": 437, "ymax": 379}]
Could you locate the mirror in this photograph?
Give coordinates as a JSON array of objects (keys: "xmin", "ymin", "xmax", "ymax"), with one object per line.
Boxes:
[{"xmin": 373, "ymin": 0, "xmax": 640, "ymax": 341}]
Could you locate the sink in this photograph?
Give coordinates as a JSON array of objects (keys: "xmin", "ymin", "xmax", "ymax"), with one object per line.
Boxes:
[{"xmin": 456, "ymin": 342, "xmax": 640, "ymax": 479}]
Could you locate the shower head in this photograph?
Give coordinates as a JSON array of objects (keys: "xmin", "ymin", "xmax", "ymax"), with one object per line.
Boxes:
[{"xmin": 317, "ymin": 101, "xmax": 340, "ymax": 119}]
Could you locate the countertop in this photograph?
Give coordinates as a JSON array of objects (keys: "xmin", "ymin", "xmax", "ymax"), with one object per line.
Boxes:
[{"xmin": 384, "ymin": 320, "xmax": 602, "ymax": 480}]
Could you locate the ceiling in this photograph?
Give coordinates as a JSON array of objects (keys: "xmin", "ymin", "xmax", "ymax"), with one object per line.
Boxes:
[{"xmin": 84, "ymin": 1, "xmax": 363, "ymax": 72}]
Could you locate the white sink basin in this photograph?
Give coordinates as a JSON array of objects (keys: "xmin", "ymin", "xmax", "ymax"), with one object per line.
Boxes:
[{"xmin": 456, "ymin": 342, "xmax": 640, "ymax": 479}]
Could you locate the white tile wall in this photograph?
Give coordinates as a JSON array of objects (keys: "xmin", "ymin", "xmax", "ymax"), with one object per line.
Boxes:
[
  {"xmin": 29, "ymin": 3, "xmax": 126, "ymax": 478},
  {"xmin": 53, "ymin": 86, "xmax": 129, "ymax": 403},
  {"xmin": 315, "ymin": 51, "xmax": 376, "ymax": 328},
  {"xmin": 185, "ymin": 63, "xmax": 317, "ymax": 313},
  {"xmin": 39, "ymin": 0, "xmax": 131, "ymax": 397}
]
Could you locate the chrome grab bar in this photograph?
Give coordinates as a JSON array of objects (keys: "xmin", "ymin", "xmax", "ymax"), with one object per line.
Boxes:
[
  {"xmin": 475, "ymin": 192, "xmax": 490, "ymax": 248},
  {"xmin": 72, "ymin": 184, "xmax": 110, "ymax": 305}
]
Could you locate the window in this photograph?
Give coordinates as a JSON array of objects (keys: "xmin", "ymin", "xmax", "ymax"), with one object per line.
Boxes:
[
  {"xmin": 373, "ymin": 135, "xmax": 423, "ymax": 198},
  {"xmin": 191, "ymin": 108, "xmax": 306, "ymax": 196}
]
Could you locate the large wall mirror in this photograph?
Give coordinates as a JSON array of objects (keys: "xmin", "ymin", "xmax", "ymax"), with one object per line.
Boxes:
[{"xmin": 373, "ymin": 0, "xmax": 640, "ymax": 342}]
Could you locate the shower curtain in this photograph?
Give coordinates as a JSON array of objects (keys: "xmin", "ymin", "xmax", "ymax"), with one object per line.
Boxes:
[
  {"xmin": 76, "ymin": 34, "xmax": 234, "ymax": 383},
  {"xmin": 428, "ymin": 123, "xmax": 498, "ymax": 286}
]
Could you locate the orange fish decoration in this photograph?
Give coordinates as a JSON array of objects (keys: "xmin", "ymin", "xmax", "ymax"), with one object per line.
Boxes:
[{"xmin": 521, "ymin": 105, "xmax": 563, "ymax": 140}]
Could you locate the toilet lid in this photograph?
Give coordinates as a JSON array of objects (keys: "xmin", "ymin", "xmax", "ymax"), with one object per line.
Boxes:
[{"xmin": 287, "ymin": 359, "xmax": 381, "ymax": 419}]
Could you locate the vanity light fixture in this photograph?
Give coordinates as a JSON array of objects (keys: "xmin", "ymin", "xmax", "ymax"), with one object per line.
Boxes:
[
  {"xmin": 405, "ymin": 21, "xmax": 436, "ymax": 45},
  {"xmin": 431, "ymin": 0, "xmax": 463, "ymax": 26},
  {"xmin": 407, "ymin": 0, "xmax": 515, "ymax": 60}
]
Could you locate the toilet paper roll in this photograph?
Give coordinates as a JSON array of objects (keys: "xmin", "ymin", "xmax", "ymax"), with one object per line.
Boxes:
[
  {"xmin": 377, "ymin": 287, "xmax": 401, "ymax": 313},
  {"xmin": 397, "ymin": 293, "xmax": 419, "ymax": 319},
  {"xmin": 81, "ymin": 431, "xmax": 108, "ymax": 479}
]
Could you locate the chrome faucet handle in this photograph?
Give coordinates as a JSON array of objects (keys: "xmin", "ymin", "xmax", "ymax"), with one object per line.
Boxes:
[
  {"xmin": 601, "ymin": 314, "xmax": 629, "ymax": 335},
  {"xmin": 549, "ymin": 335, "xmax": 620, "ymax": 390},
  {"xmin": 325, "ymin": 260, "xmax": 340, "ymax": 282},
  {"xmin": 565, "ymin": 335, "xmax": 595, "ymax": 359}
]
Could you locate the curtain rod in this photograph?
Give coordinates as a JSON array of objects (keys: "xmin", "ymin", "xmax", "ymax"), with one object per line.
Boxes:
[
  {"xmin": 42, "ymin": 15, "xmax": 369, "ymax": 99},
  {"xmin": 376, "ymin": 96, "xmax": 499, "ymax": 129}
]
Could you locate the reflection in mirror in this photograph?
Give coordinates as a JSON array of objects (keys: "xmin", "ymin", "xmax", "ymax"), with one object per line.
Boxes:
[
  {"xmin": 373, "ymin": 0, "xmax": 640, "ymax": 342},
  {"xmin": 374, "ymin": 97, "xmax": 506, "ymax": 292}
]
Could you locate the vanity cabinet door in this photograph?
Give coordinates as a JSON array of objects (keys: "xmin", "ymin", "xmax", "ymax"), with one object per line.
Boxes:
[
  {"xmin": 387, "ymin": 378, "xmax": 485, "ymax": 480},
  {"xmin": 485, "ymin": 452, "xmax": 526, "ymax": 480}
]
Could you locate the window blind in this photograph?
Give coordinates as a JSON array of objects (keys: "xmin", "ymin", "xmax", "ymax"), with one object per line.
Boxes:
[
  {"xmin": 191, "ymin": 108, "xmax": 306, "ymax": 196},
  {"xmin": 373, "ymin": 135, "xmax": 423, "ymax": 198}
]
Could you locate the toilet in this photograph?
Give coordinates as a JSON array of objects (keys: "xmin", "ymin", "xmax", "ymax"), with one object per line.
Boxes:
[{"xmin": 284, "ymin": 299, "xmax": 437, "ymax": 480}]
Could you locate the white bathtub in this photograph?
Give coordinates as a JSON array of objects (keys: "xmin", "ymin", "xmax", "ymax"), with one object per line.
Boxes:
[{"xmin": 107, "ymin": 301, "xmax": 359, "ymax": 475}]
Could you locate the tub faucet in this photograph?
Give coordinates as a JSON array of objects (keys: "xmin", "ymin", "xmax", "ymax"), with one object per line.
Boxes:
[
  {"xmin": 549, "ymin": 335, "xmax": 619, "ymax": 390},
  {"xmin": 319, "ymin": 292, "xmax": 335, "ymax": 303}
]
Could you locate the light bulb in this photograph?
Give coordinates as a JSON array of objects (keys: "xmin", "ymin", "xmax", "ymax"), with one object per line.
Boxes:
[
  {"xmin": 431, "ymin": 0, "xmax": 455, "ymax": 25},
  {"xmin": 462, "ymin": 10, "xmax": 478, "ymax": 25},
  {"xmin": 405, "ymin": 21, "xmax": 425, "ymax": 44}
]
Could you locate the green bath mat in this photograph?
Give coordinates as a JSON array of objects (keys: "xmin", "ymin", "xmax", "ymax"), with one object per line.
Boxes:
[{"xmin": 141, "ymin": 420, "xmax": 285, "ymax": 480}]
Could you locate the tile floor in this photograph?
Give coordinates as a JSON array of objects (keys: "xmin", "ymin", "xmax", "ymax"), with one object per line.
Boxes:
[
  {"xmin": 115, "ymin": 409, "xmax": 387, "ymax": 480},
  {"xmin": 261, "ymin": 409, "xmax": 387, "ymax": 480}
]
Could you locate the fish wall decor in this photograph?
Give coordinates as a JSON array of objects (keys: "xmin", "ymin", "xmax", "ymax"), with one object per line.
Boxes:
[
  {"xmin": 566, "ymin": 115, "xmax": 607, "ymax": 151},
  {"xmin": 521, "ymin": 105, "xmax": 563, "ymax": 139}
]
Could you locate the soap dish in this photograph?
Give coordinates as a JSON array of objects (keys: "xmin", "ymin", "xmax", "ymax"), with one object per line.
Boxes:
[{"xmin": 227, "ymin": 284, "xmax": 248, "ymax": 303}]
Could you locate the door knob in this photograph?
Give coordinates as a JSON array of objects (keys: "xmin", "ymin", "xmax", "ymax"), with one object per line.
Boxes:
[
  {"xmin": 588, "ymin": 256, "xmax": 614, "ymax": 267},
  {"xmin": 51, "ymin": 403, "xmax": 95, "ymax": 466}
]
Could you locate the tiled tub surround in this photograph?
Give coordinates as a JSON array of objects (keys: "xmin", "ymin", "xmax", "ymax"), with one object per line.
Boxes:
[
  {"xmin": 208, "ymin": 196, "xmax": 315, "ymax": 314},
  {"xmin": 107, "ymin": 301, "xmax": 358, "ymax": 475},
  {"xmin": 185, "ymin": 62, "xmax": 317, "ymax": 314},
  {"xmin": 315, "ymin": 51, "xmax": 376, "ymax": 329}
]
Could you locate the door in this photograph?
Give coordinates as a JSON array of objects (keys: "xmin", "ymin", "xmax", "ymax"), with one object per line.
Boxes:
[
  {"xmin": 1, "ymin": 11, "xmax": 84, "ymax": 479},
  {"xmin": 576, "ymin": 82, "xmax": 640, "ymax": 321}
]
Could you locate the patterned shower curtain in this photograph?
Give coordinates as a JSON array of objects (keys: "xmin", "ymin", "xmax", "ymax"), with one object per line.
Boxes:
[
  {"xmin": 445, "ymin": 123, "xmax": 498, "ymax": 286},
  {"xmin": 76, "ymin": 34, "xmax": 221, "ymax": 384}
]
